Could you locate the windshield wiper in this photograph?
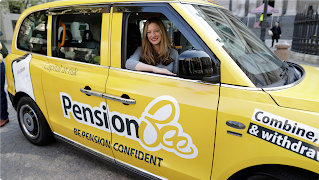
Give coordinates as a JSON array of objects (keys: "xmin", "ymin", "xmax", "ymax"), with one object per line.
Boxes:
[
  {"xmin": 280, "ymin": 67, "xmax": 288, "ymax": 77},
  {"xmin": 280, "ymin": 61, "xmax": 289, "ymax": 77}
]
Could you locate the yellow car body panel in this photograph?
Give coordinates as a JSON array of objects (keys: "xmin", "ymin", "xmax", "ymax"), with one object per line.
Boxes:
[
  {"xmin": 105, "ymin": 70, "xmax": 219, "ymax": 180},
  {"xmin": 4, "ymin": 54, "xmax": 17, "ymax": 96},
  {"xmin": 47, "ymin": 15, "xmax": 52, "ymax": 57},
  {"xmin": 41, "ymin": 57, "xmax": 112, "ymax": 155},
  {"xmin": 212, "ymin": 86, "xmax": 319, "ymax": 179},
  {"xmin": 180, "ymin": 0, "xmax": 224, "ymax": 8},
  {"xmin": 28, "ymin": 55, "xmax": 51, "ymax": 126},
  {"xmin": 101, "ymin": 13, "xmax": 111, "ymax": 67},
  {"xmin": 265, "ymin": 65, "xmax": 319, "ymax": 114},
  {"xmin": 110, "ymin": 9, "xmax": 122, "ymax": 68}
]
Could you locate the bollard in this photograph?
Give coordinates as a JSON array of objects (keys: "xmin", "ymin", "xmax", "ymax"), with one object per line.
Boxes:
[{"xmin": 274, "ymin": 41, "xmax": 291, "ymax": 61}]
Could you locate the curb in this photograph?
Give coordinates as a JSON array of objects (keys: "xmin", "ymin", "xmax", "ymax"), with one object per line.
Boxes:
[{"xmin": 290, "ymin": 51, "xmax": 319, "ymax": 65}]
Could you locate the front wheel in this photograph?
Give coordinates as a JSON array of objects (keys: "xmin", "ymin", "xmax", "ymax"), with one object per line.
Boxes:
[
  {"xmin": 230, "ymin": 165, "xmax": 319, "ymax": 180},
  {"xmin": 17, "ymin": 96, "xmax": 53, "ymax": 145}
]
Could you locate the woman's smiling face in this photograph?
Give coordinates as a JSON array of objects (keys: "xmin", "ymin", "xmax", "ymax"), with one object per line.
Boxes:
[{"xmin": 147, "ymin": 23, "xmax": 162, "ymax": 46}]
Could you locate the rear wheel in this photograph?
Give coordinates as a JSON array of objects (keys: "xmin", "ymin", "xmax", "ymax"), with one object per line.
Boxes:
[{"xmin": 17, "ymin": 96, "xmax": 52, "ymax": 145}]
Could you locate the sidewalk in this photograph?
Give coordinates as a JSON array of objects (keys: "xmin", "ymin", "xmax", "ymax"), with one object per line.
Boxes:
[
  {"xmin": 242, "ymin": 15, "xmax": 296, "ymax": 40},
  {"xmin": 264, "ymin": 39, "xmax": 319, "ymax": 67}
]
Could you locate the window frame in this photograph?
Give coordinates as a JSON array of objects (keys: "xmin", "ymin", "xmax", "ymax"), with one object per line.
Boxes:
[
  {"xmin": 114, "ymin": 3, "xmax": 220, "ymax": 73},
  {"xmin": 16, "ymin": 9, "xmax": 49, "ymax": 56}
]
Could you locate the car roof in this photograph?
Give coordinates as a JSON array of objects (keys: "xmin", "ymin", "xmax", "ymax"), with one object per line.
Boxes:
[{"xmin": 25, "ymin": 0, "xmax": 223, "ymax": 12}]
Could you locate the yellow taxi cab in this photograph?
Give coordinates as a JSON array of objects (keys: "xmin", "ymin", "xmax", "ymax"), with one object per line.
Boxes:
[{"xmin": 5, "ymin": 0, "xmax": 319, "ymax": 179}]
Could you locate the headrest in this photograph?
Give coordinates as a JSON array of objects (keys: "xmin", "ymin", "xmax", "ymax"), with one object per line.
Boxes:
[
  {"xmin": 83, "ymin": 30, "xmax": 93, "ymax": 41},
  {"xmin": 127, "ymin": 23, "xmax": 141, "ymax": 40}
]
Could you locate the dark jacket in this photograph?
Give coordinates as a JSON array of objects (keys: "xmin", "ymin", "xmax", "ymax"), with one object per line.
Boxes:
[
  {"xmin": 0, "ymin": 31, "xmax": 8, "ymax": 58},
  {"xmin": 271, "ymin": 26, "xmax": 281, "ymax": 39}
]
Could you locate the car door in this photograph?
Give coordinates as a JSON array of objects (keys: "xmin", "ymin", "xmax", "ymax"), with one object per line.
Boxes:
[
  {"xmin": 105, "ymin": 4, "xmax": 220, "ymax": 179},
  {"xmin": 42, "ymin": 7, "xmax": 114, "ymax": 158}
]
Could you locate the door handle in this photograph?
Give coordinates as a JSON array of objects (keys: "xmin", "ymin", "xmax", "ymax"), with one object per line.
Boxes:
[
  {"xmin": 226, "ymin": 121, "xmax": 246, "ymax": 129},
  {"xmin": 80, "ymin": 88, "xmax": 136, "ymax": 105}
]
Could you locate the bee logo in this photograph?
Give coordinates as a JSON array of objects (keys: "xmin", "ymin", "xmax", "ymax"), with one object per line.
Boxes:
[{"xmin": 138, "ymin": 95, "xmax": 198, "ymax": 159}]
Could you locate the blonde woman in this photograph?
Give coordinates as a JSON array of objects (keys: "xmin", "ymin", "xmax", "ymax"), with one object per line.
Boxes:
[{"xmin": 125, "ymin": 17, "xmax": 178, "ymax": 76}]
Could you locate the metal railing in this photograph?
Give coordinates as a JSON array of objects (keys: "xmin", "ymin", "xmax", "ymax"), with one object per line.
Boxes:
[{"xmin": 291, "ymin": 13, "xmax": 319, "ymax": 55}]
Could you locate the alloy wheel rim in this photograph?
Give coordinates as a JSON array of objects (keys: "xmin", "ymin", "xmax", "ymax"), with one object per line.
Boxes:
[{"xmin": 19, "ymin": 104, "xmax": 40, "ymax": 139}]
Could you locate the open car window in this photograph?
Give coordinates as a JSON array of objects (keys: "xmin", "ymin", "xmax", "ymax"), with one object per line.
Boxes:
[{"xmin": 124, "ymin": 12, "xmax": 195, "ymax": 61}]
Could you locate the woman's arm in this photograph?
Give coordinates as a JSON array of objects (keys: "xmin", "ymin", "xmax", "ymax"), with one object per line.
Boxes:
[
  {"xmin": 126, "ymin": 46, "xmax": 176, "ymax": 76},
  {"xmin": 135, "ymin": 62, "xmax": 176, "ymax": 75},
  {"xmin": 125, "ymin": 47, "xmax": 143, "ymax": 70}
]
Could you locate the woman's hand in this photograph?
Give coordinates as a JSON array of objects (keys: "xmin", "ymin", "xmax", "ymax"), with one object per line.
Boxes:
[{"xmin": 151, "ymin": 66, "xmax": 176, "ymax": 76}]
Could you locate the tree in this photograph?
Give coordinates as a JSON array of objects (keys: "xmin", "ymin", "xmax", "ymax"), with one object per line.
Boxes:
[{"xmin": 0, "ymin": 0, "xmax": 52, "ymax": 14}]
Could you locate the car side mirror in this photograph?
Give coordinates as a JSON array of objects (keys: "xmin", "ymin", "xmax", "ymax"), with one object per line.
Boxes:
[{"xmin": 178, "ymin": 50, "xmax": 220, "ymax": 83}]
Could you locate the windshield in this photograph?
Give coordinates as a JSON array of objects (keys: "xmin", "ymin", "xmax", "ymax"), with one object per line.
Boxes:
[{"xmin": 184, "ymin": 4, "xmax": 288, "ymax": 87}]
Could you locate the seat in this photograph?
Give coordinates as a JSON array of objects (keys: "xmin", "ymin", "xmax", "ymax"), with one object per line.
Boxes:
[
  {"xmin": 55, "ymin": 30, "xmax": 73, "ymax": 58},
  {"xmin": 60, "ymin": 30, "xmax": 73, "ymax": 47},
  {"xmin": 82, "ymin": 30, "xmax": 100, "ymax": 50},
  {"xmin": 127, "ymin": 23, "xmax": 141, "ymax": 58}
]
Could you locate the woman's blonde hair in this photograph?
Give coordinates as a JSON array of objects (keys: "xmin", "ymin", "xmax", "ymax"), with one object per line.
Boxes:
[{"xmin": 140, "ymin": 17, "xmax": 174, "ymax": 66}]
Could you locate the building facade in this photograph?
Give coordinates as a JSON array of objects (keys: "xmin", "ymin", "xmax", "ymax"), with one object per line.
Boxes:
[{"xmin": 215, "ymin": 0, "xmax": 319, "ymax": 18}]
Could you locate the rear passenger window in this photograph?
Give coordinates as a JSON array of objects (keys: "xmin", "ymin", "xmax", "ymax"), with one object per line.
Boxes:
[
  {"xmin": 52, "ymin": 14, "xmax": 102, "ymax": 64},
  {"xmin": 17, "ymin": 10, "xmax": 48, "ymax": 55}
]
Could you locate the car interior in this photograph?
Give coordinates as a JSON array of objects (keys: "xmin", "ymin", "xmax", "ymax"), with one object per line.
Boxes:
[
  {"xmin": 52, "ymin": 13, "xmax": 102, "ymax": 64},
  {"xmin": 51, "ymin": 12, "xmax": 203, "ymax": 71}
]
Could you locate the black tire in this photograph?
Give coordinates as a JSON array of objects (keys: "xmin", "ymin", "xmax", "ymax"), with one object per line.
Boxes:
[
  {"xmin": 234, "ymin": 165, "xmax": 319, "ymax": 180},
  {"xmin": 17, "ymin": 96, "xmax": 53, "ymax": 145}
]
